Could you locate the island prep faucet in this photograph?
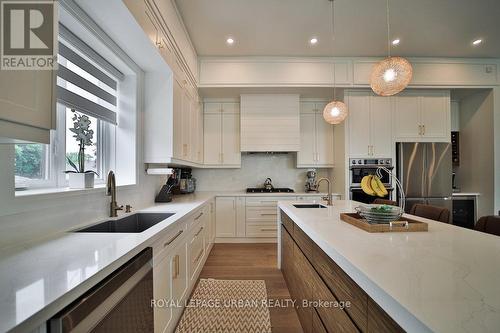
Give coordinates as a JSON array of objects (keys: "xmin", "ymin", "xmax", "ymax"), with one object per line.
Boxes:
[
  {"xmin": 106, "ymin": 170, "xmax": 123, "ymax": 217},
  {"xmin": 317, "ymin": 177, "xmax": 333, "ymax": 206}
]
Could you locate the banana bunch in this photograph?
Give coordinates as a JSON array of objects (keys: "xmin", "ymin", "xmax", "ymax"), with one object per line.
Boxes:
[{"xmin": 361, "ymin": 175, "xmax": 388, "ymax": 197}]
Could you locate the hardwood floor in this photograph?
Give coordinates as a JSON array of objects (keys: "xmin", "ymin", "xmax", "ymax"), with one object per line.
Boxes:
[{"xmin": 198, "ymin": 243, "xmax": 304, "ymax": 333}]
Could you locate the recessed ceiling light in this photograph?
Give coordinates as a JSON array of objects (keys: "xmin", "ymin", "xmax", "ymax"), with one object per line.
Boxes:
[
  {"xmin": 392, "ymin": 39, "xmax": 400, "ymax": 46},
  {"xmin": 226, "ymin": 38, "xmax": 234, "ymax": 45},
  {"xmin": 310, "ymin": 38, "xmax": 318, "ymax": 45},
  {"xmin": 472, "ymin": 39, "xmax": 482, "ymax": 46}
]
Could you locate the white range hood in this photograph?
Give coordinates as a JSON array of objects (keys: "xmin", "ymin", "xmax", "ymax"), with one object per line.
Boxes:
[{"xmin": 240, "ymin": 94, "xmax": 300, "ymax": 152}]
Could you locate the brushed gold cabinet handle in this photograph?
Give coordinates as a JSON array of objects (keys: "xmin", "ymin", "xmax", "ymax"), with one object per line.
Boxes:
[
  {"xmin": 260, "ymin": 228, "xmax": 277, "ymax": 232},
  {"xmin": 194, "ymin": 212, "xmax": 204, "ymax": 221},
  {"xmin": 423, "ymin": 125, "xmax": 426, "ymax": 135},
  {"xmin": 164, "ymin": 230, "xmax": 183, "ymax": 247},
  {"xmin": 195, "ymin": 226, "xmax": 204, "ymax": 237},
  {"xmin": 260, "ymin": 213, "xmax": 278, "ymax": 216}
]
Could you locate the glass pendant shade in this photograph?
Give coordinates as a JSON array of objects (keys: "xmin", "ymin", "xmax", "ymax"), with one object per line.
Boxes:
[
  {"xmin": 323, "ymin": 101, "xmax": 348, "ymax": 125},
  {"xmin": 370, "ymin": 56, "xmax": 413, "ymax": 96}
]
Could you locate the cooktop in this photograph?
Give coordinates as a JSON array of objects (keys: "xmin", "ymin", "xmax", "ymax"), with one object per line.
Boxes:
[{"xmin": 246, "ymin": 188, "xmax": 295, "ymax": 193}]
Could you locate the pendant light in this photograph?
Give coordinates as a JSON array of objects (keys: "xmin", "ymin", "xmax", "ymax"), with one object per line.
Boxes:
[
  {"xmin": 323, "ymin": 0, "xmax": 348, "ymax": 125},
  {"xmin": 370, "ymin": 0, "xmax": 413, "ymax": 96}
]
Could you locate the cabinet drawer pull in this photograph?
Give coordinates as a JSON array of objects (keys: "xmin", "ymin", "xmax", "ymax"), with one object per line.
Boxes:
[
  {"xmin": 260, "ymin": 228, "xmax": 277, "ymax": 232},
  {"xmin": 172, "ymin": 255, "xmax": 179, "ymax": 279},
  {"xmin": 260, "ymin": 200, "xmax": 278, "ymax": 203},
  {"xmin": 194, "ymin": 212, "xmax": 204, "ymax": 221},
  {"xmin": 260, "ymin": 213, "xmax": 278, "ymax": 216},
  {"xmin": 195, "ymin": 226, "xmax": 204, "ymax": 237},
  {"xmin": 193, "ymin": 249, "xmax": 204, "ymax": 264},
  {"xmin": 164, "ymin": 230, "xmax": 183, "ymax": 247}
]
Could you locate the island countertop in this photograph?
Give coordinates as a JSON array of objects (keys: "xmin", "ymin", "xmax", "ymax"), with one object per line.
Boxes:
[{"xmin": 277, "ymin": 200, "xmax": 500, "ymax": 333}]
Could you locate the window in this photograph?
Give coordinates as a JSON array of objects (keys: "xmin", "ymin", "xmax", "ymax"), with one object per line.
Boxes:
[{"xmin": 15, "ymin": 24, "xmax": 126, "ymax": 191}]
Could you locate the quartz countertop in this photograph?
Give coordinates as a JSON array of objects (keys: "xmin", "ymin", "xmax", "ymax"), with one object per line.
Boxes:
[
  {"xmin": 0, "ymin": 190, "xmax": 344, "ymax": 333},
  {"xmin": 278, "ymin": 200, "xmax": 500, "ymax": 333},
  {"xmin": 0, "ymin": 192, "xmax": 216, "ymax": 333}
]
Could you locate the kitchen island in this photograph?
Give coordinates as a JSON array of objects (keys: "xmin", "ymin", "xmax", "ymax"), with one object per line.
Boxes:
[{"xmin": 277, "ymin": 200, "xmax": 500, "ymax": 333}]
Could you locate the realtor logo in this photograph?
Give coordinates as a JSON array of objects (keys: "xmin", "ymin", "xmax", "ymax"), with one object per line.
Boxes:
[{"xmin": 1, "ymin": 0, "xmax": 57, "ymax": 70}]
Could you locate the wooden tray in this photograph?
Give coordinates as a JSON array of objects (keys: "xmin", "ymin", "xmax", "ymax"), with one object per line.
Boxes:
[{"xmin": 340, "ymin": 213, "xmax": 428, "ymax": 233}]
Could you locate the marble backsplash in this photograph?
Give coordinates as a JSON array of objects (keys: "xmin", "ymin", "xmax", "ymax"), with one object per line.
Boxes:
[{"xmin": 192, "ymin": 153, "xmax": 332, "ymax": 192}]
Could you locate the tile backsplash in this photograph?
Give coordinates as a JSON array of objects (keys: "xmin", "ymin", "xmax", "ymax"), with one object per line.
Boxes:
[{"xmin": 192, "ymin": 153, "xmax": 331, "ymax": 192}]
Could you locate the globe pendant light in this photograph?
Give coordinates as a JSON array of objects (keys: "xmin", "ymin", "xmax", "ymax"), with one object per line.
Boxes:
[
  {"xmin": 323, "ymin": 0, "xmax": 348, "ymax": 125},
  {"xmin": 370, "ymin": 0, "xmax": 413, "ymax": 96}
]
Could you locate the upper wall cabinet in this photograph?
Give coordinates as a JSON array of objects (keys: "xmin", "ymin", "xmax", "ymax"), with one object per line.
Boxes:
[
  {"xmin": 393, "ymin": 90, "xmax": 450, "ymax": 142},
  {"xmin": 297, "ymin": 102, "xmax": 334, "ymax": 168},
  {"xmin": 124, "ymin": 0, "xmax": 197, "ymax": 84},
  {"xmin": 345, "ymin": 90, "xmax": 392, "ymax": 158},
  {"xmin": 203, "ymin": 102, "xmax": 241, "ymax": 168},
  {"xmin": 0, "ymin": 69, "xmax": 55, "ymax": 144}
]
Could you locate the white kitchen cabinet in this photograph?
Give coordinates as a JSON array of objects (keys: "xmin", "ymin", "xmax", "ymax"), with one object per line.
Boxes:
[
  {"xmin": 346, "ymin": 90, "xmax": 392, "ymax": 158},
  {"xmin": 203, "ymin": 102, "xmax": 241, "ymax": 167},
  {"xmin": 215, "ymin": 197, "xmax": 237, "ymax": 237},
  {"xmin": 153, "ymin": 254, "xmax": 172, "ymax": 333},
  {"xmin": 0, "ymin": 67, "xmax": 55, "ymax": 144},
  {"xmin": 451, "ymin": 100, "xmax": 460, "ymax": 132},
  {"xmin": 297, "ymin": 101, "xmax": 334, "ymax": 168},
  {"xmin": 393, "ymin": 90, "xmax": 451, "ymax": 142}
]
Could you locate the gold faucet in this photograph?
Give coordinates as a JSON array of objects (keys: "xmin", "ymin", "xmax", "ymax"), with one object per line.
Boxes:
[
  {"xmin": 317, "ymin": 177, "xmax": 333, "ymax": 206},
  {"xmin": 106, "ymin": 171, "xmax": 123, "ymax": 217}
]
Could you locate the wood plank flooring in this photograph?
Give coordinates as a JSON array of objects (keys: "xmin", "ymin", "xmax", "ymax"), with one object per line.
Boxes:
[{"xmin": 198, "ymin": 243, "xmax": 304, "ymax": 333}]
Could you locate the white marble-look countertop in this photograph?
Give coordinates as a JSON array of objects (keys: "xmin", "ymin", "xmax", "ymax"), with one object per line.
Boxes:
[
  {"xmin": 0, "ymin": 192, "xmax": 218, "ymax": 333},
  {"xmin": 0, "ymin": 190, "xmax": 340, "ymax": 333},
  {"xmin": 277, "ymin": 200, "xmax": 500, "ymax": 333}
]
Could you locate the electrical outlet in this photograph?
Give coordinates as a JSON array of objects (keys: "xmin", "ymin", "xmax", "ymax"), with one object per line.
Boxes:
[{"xmin": 485, "ymin": 65, "xmax": 494, "ymax": 74}]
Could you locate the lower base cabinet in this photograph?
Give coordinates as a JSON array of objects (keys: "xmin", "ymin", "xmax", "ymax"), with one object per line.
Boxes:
[
  {"xmin": 153, "ymin": 203, "xmax": 215, "ymax": 333},
  {"xmin": 280, "ymin": 211, "xmax": 404, "ymax": 333}
]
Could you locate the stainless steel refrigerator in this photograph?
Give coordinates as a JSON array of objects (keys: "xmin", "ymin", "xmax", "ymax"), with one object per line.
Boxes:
[{"xmin": 396, "ymin": 142, "xmax": 453, "ymax": 216}]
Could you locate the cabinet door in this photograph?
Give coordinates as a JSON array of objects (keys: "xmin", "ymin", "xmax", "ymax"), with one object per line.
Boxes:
[
  {"xmin": 393, "ymin": 93, "xmax": 420, "ymax": 140},
  {"xmin": 221, "ymin": 113, "xmax": 241, "ymax": 166},
  {"xmin": 197, "ymin": 102, "xmax": 204, "ymax": 163},
  {"xmin": 222, "ymin": 102, "xmax": 240, "ymax": 114},
  {"xmin": 203, "ymin": 113, "xmax": 222, "ymax": 165},
  {"xmin": 170, "ymin": 242, "xmax": 188, "ymax": 305},
  {"xmin": 370, "ymin": 95, "xmax": 392, "ymax": 157},
  {"xmin": 347, "ymin": 93, "xmax": 371, "ymax": 157},
  {"xmin": 0, "ymin": 70, "xmax": 54, "ymax": 132},
  {"xmin": 181, "ymin": 90, "xmax": 192, "ymax": 160},
  {"xmin": 215, "ymin": 197, "xmax": 236, "ymax": 237},
  {"xmin": 189, "ymin": 97, "xmax": 198, "ymax": 162},
  {"xmin": 153, "ymin": 256, "xmax": 172, "ymax": 333},
  {"xmin": 315, "ymin": 112, "xmax": 334, "ymax": 166},
  {"xmin": 172, "ymin": 77, "xmax": 183, "ymax": 159},
  {"xmin": 420, "ymin": 91, "xmax": 450, "ymax": 141},
  {"xmin": 297, "ymin": 112, "xmax": 316, "ymax": 167}
]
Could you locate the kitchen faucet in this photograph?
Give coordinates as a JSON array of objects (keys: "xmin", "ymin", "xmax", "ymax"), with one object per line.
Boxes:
[
  {"xmin": 106, "ymin": 170, "xmax": 123, "ymax": 217},
  {"xmin": 317, "ymin": 177, "xmax": 333, "ymax": 206}
]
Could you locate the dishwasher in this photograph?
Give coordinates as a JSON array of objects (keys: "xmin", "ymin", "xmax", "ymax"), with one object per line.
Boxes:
[{"xmin": 49, "ymin": 248, "xmax": 154, "ymax": 333}]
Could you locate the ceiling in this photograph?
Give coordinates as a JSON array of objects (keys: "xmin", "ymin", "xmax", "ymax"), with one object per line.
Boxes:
[{"xmin": 175, "ymin": 0, "xmax": 500, "ymax": 58}]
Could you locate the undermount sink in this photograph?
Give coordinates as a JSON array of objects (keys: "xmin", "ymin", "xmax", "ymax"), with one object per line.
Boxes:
[
  {"xmin": 75, "ymin": 213, "xmax": 175, "ymax": 233},
  {"xmin": 293, "ymin": 204, "xmax": 327, "ymax": 209}
]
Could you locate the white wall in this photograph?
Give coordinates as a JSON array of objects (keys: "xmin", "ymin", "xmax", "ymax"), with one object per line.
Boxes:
[
  {"xmin": 455, "ymin": 90, "xmax": 495, "ymax": 217},
  {"xmin": 192, "ymin": 153, "xmax": 331, "ymax": 192}
]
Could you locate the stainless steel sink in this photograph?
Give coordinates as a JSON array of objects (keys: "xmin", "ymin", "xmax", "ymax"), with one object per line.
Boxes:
[
  {"xmin": 75, "ymin": 213, "xmax": 175, "ymax": 233},
  {"xmin": 293, "ymin": 204, "xmax": 327, "ymax": 209}
]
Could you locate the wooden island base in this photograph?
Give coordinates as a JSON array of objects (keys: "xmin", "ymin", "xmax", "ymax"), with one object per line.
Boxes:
[{"xmin": 281, "ymin": 211, "xmax": 405, "ymax": 333}]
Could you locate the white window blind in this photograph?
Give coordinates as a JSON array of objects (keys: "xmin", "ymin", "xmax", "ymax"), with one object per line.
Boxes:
[{"xmin": 57, "ymin": 24, "xmax": 123, "ymax": 125}]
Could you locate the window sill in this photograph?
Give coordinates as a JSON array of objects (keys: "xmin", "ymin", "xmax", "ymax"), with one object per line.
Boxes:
[{"xmin": 15, "ymin": 183, "xmax": 137, "ymax": 199}]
